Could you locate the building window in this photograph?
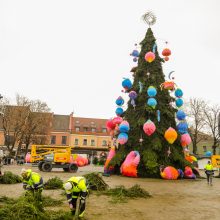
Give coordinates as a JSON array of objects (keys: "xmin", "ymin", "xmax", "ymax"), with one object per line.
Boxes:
[
  {"xmin": 102, "ymin": 128, "xmax": 107, "ymax": 133},
  {"xmin": 91, "ymin": 128, "xmax": 96, "ymax": 132},
  {"xmin": 83, "ymin": 127, "xmax": 89, "ymax": 132},
  {"xmin": 102, "ymin": 140, "xmax": 107, "ymax": 146},
  {"xmin": 91, "ymin": 139, "xmax": 95, "ymax": 146},
  {"xmin": 51, "ymin": 136, "xmax": 56, "ymax": 144},
  {"xmin": 74, "ymin": 138, "xmax": 79, "ymax": 145},
  {"xmin": 75, "ymin": 127, "xmax": 80, "ymax": 132},
  {"xmin": 62, "ymin": 136, "xmax": 67, "ymax": 145},
  {"xmin": 83, "ymin": 139, "xmax": 87, "ymax": 146}
]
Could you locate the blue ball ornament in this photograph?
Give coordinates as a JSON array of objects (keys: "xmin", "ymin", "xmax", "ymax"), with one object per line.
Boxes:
[
  {"xmin": 131, "ymin": 50, "xmax": 139, "ymax": 57},
  {"xmin": 122, "ymin": 78, "xmax": 132, "ymax": 91},
  {"xmin": 147, "ymin": 86, "xmax": 157, "ymax": 97},
  {"xmin": 119, "ymin": 124, "xmax": 130, "ymax": 133},
  {"xmin": 116, "ymin": 96, "xmax": 124, "ymax": 106},
  {"xmin": 175, "ymin": 88, "xmax": 183, "ymax": 98},
  {"xmin": 133, "ymin": 57, "xmax": 138, "ymax": 62},
  {"xmin": 115, "ymin": 107, "xmax": 124, "ymax": 116},
  {"xmin": 177, "ymin": 122, "xmax": 188, "ymax": 134},
  {"xmin": 176, "ymin": 110, "xmax": 186, "ymax": 120},
  {"xmin": 204, "ymin": 151, "xmax": 212, "ymax": 157},
  {"xmin": 175, "ymin": 98, "xmax": 183, "ymax": 108},
  {"xmin": 147, "ymin": 98, "xmax": 157, "ymax": 109}
]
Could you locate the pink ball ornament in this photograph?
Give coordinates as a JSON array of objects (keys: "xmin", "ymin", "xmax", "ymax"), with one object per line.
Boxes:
[
  {"xmin": 143, "ymin": 120, "xmax": 156, "ymax": 136},
  {"xmin": 145, "ymin": 52, "xmax": 155, "ymax": 63},
  {"xmin": 120, "ymin": 120, "xmax": 129, "ymax": 126},
  {"xmin": 181, "ymin": 133, "xmax": 192, "ymax": 147},
  {"xmin": 112, "ymin": 116, "xmax": 123, "ymax": 125},
  {"xmin": 106, "ymin": 119, "xmax": 115, "ymax": 131}
]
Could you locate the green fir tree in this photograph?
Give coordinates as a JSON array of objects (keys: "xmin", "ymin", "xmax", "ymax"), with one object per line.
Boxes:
[{"xmin": 110, "ymin": 27, "xmax": 189, "ymax": 177}]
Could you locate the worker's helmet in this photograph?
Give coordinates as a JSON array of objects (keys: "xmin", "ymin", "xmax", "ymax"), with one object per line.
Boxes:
[
  {"xmin": 21, "ymin": 168, "xmax": 32, "ymax": 180},
  {"xmin": 63, "ymin": 182, "xmax": 73, "ymax": 191}
]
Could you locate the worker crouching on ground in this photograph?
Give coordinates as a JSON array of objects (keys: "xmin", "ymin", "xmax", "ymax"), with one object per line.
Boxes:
[
  {"xmin": 63, "ymin": 176, "xmax": 88, "ymax": 218},
  {"xmin": 21, "ymin": 168, "xmax": 44, "ymax": 200}
]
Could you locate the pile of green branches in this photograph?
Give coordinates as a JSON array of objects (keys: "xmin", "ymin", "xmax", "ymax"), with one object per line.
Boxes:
[
  {"xmin": 0, "ymin": 195, "xmax": 71, "ymax": 220},
  {"xmin": 0, "ymin": 171, "xmax": 22, "ymax": 184},
  {"xmin": 101, "ymin": 184, "xmax": 151, "ymax": 203},
  {"xmin": 83, "ymin": 172, "xmax": 109, "ymax": 191},
  {"xmin": 44, "ymin": 177, "xmax": 63, "ymax": 190}
]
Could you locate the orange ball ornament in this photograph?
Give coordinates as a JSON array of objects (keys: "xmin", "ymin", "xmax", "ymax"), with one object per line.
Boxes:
[
  {"xmin": 164, "ymin": 56, "xmax": 169, "ymax": 61},
  {"xmin": 162, "ymin": 48, "xmax": 171, "ymax": 56},
  {"xmin": 164, "ymin": 127, "xmax": 178, "ymax": 144}
]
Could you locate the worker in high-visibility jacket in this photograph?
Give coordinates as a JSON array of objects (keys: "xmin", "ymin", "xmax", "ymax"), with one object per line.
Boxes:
[
  {"xmin": 63, "ymin": 176, "xmax": 88, "ymax": 218},
  {"xmin": 204, "ymin": 161, "xmax": 214, "ymax": 185},
  {"xmin": 21, "ymin": 168, "xmax": 44, "ymax": 196}
]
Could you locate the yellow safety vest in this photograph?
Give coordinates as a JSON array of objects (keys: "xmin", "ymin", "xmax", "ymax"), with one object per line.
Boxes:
[
  {"xmin": 65, "ymin": 176, "xmax": 87, "ymax": 194},
  {"xmin": 205, "ymin": 164, "xmax": 213, "ymax": 171}
]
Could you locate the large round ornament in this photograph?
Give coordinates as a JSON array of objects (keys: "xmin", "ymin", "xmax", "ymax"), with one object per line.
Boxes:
[
  {"xmin": 145, "ymin": 52, "xmax": 155, "ymax": 63},
  {"xmin": 147, "ymin": 86, "xmax": 157, "ymax": 97},
  {"xmin": 115, "ymin": 107, "xmax": 124, "ymax": 116},
  {"xmin": 122, "ymin": 78, "xmax": 132, "ymax": 91},
  {"xmin": 147, "ymin": 98, "xmax": 157, "ymax": 109},
  {"xmin": 115, "ymin": 96, "xmax": 124, "ymax": 106}
]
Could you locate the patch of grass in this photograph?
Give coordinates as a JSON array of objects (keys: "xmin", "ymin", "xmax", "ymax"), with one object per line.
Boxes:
[
  {"xmin": 0, "ymin": 171, "xmax": 22, "ymax": 184},
  {"xmin": 44, "ymin": 177, "xmax": 63, "ymax": 190},
  {"xmin": 100, "ymin": 184, "xmax": 151, "ymax": 203}
]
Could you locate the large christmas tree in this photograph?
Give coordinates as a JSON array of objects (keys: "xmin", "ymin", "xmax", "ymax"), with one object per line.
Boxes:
[{"xmin": 108, "ymin": 14, "xmax": 190, "ymax": 178}]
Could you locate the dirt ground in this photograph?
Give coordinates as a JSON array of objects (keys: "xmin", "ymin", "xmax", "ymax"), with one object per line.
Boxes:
[{"xmin": 0, "ymin": 164, "xmax": 220, "ymax": 220}]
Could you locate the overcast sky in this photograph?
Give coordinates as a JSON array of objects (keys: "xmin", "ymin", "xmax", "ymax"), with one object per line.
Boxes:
[{"xmin": 0, "ymin": 0, "xmax": 219, "ymax": 119}]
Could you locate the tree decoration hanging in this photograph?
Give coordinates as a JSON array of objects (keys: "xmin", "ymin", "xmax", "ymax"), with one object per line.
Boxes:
[
  {"xmin": 122, "ymin": 78, "xmax": 132, "ymax": 91},
  {"xmin": 147, "ymin": 86, "xmax": 157, "ymax": 97},
  {"xmin": 112, "ymin": 116, "xmax": 123, "ymax": 126},
  {"xmin": 117, "ymin": 132, "xmax": 128, "ymax": 145},
  {"xmin": 152, "ymin": 43, "xmax": 157, "ymax": 53},
  {"xmin": 177, "ymin": 122, "xmax": 188, "ymax": 134},
  {"xmin": 145, "ymin": 51, "xmax": 155, "ymax": 63},
  {"xmin": 106, "ymin": 119, "xmax": 116, "ymax": 131},
  {"xmin": 147, "ymin": 97, "xmax": 157, "ymax": 109},
  {"xmin": 115, "ymin": 107, "xmax": 124, "ymax": 116},
  {"xmin": 138, "ymin": 81, "xmax": 143, "ymax": 93},
  {"xmin": 162, "ymin": 48, "xmax": 171, "ymax": 62},
  {"xmin": 175, "ymin": 98, "xmax": 183, "ymax": 108},
  {"xmin": 156, "ymin": 110, "xmax": 160, "ymax": 122},
  {"xmin": 129, "ymin": 90, "xmax": 137, "ymax": 108},
  {"xmin": 143, "ymin": 120, "xmax": 156, "ymax": 136},
  {"xmin": 175, "ymin": 88, "xmax": 183, "ymax": 98},
  {"xmin": 115, "ymin": 96, "xmax": 124, "ymax": 106},
  {"xmin": 130, "ymin": 44, "xmax": 140, "ymax": 62},
  {"xmin": 164, "ymin": 127, "xmax": 178, "ymax": 144},
  {"xmin": 160, "ymin": 81, "xmax": 175, "ymax": 90},
  {"xmin": 180, "ymin": 133, "xmax": 192, "ymax": 147},
  {"xmin": 176, "ymin": 110, "xmax": 186, "ymax": 121},
  {"xmin": 119, "ymin": 122, "xmax": 130, "ymax": 133},
  {"xmin": 168, "ymin": 71, "xmax": 175, "ymax": 80}
]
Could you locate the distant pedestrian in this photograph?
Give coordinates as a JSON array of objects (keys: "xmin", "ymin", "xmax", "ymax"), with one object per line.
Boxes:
[{"xmin": 204, "ymin": 161, "xmax": 214, "ymax": 185}]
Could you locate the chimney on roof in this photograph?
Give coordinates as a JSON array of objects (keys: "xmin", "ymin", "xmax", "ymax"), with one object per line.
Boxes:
[{"xmin": 69, "ymin": 112, "xmax": 74, "ymax": 130}]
